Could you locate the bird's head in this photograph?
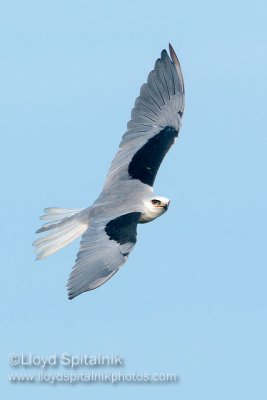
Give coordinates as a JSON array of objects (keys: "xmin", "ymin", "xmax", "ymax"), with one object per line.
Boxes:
[{"xmin": 140, "ymin": 195, "xmax": 170, "ymax": 223}]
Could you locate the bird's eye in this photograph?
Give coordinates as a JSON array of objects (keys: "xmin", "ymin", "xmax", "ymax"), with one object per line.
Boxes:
[{"xmin": 152, "ymin": 199, "xmax": 161, "ymax": 205}]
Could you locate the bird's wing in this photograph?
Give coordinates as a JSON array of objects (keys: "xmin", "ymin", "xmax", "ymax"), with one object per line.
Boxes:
[
  {"xmin": 102, "ymin": 44, "xmax": 184, "ymax": 192},
  {"xmin": 67, "ymin": 212, "xmax": 141, "ymax": 299}
]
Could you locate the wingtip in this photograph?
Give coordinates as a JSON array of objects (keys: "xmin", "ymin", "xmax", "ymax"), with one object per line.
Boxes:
[
  {"xmin": 168, "ymin": 43, "xmax": 185, "ymax": 94},
  {"xmin": 161, "ymin": 44, "xmax": 179, "ymax": 66},
  {"xmin": 160, "ymin": 48, "xmax": 168, "ymax": 60},
  {"xmin": 169, "ymin": 43, "xmax": 180, "ymax": 67},
  {"xmin": 67, "ymin": 290, "xmax": 76, "ymax": 300},
  {"xmin": 66, "ymin": 283, "xmax": 75, "ymax": 300}
]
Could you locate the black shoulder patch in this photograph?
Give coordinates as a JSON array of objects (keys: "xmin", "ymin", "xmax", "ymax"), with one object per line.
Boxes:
[
  {"xmin": 128, "ymin": 126, "xmax": 178, "ymax": 186},
  {"xmin": 105, "ymin": 212, "xmax": 141, "ymax": 245}
]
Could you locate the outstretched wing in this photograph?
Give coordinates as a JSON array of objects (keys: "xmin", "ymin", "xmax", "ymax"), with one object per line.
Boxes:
[
  {"xmin": 67, "ymin": 212, "xmax": 141, "ymax": 299},
  {"xmin": 102, "ymin": 44, "xmax": 185, "ymax": 192}
]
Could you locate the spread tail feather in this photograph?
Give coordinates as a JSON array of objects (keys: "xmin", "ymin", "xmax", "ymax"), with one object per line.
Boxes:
[{"xmin": 33, "ymin": 207, "xmax": 88, "ymax": 260}]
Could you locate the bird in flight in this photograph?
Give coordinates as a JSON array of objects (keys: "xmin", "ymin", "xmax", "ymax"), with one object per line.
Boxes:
[{"xmin": 34, "ymin": 44, "xmax": 185, "ymax": 299}]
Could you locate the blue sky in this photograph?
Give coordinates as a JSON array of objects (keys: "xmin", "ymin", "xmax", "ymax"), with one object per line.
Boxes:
[{"xmin": 1, "ymin": 0, "xmax": 267, "ymax": 399}]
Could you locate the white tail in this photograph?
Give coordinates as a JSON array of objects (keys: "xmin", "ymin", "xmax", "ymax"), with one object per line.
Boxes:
[{"xmin": 33, "ymin": 207, "xmax": 88, "ymax": 260}]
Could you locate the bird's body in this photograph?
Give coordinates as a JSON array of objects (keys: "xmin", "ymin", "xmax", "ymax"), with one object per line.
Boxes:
[{"xmin": 34, "ymin": 44, "xmax": 185, "ymax": 299}]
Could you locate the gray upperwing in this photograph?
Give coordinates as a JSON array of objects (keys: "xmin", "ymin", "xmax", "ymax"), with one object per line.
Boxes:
[
  {"xmin": 67, "ymin": 212, "xmax": 141, "ymax": 299},
  {"xmin": 102, "ymin": 44, "xmax": 185, "ymax": 192}
]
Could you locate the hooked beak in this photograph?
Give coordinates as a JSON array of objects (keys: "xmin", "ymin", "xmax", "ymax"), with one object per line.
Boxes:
[{"xmin": 163, "ymin": 200, "xmax": 170, "ymax": 211}]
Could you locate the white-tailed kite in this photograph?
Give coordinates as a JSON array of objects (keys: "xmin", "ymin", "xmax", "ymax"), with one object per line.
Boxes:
[{"xmin": 34, "ymin": 44, "xmax": 185, "ymax": 299}]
